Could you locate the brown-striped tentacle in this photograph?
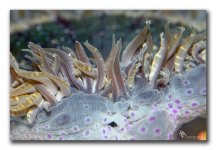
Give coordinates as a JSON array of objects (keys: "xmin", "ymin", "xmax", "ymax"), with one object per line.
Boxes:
[
  {"xmin": 14, "ymin": 69, "xmax": 58, "ymax": 96},
  {"xmin": 84, "ymin": 41, "xmax": 106, "ymax": 92},
  {"xmin": 51, "ymin": 54, "xmax": 60, "ymax": 75},
  {"xmin": 174, "ymin": 29, "xmax": 196, "ymax": 73},
  {"xmin": 149, "ymin": 33, "xmax": 167, "ymax": 89},
  {"xmin": 44, "ymin": 48, "xmax": 86, "ymax": 92},
  {"xmin": 127, "ymin": 62, "xmax": 142, "ymax": 89},
  {"xmin": 37, "ymin": 46, "xmax": 56, "ymax": 75},
  {"xmin": 26, "ymin": 107, "xmax": 41, "ymax": 124},
  {"xmin": 10, "ymin": 92, "xmax": 43, "ymax": 117},
  {"xmin": 73, "ymin": 59, "xmax": 97, "ymax": 78},
  {"xmin": 10, "ymin": 94, "xmax": 30, "ymax": 106},
  {"xmin": 10, "ymin": 82, "xmax": 37, "ymax": 97},
  {"xmin": 75, "ymin": 41, "xmax": 94, "ymax": 93},
  {"xmin": 28, "ymin": 42, "xmax": 41, "ymax": 55},
  {"xmin": 121, "ymin": 20, "xmax": 150, "ymax": 67},
  {"xmin": 191, "ymin": 40, "xmax": 206, "ymax": 63},
  {"xmin": 157, "ymin": 67, "xmax": 170, "ymax": 88},
  {"xmin": 165, "ymin": 23, "xmax": 185, "ymax": 61},
  {"xmin": 100, "ymin": 79, "xmax": 112, "ymax": 97},
  {"xmin": 113, "ymin": 39, "xmax": 129, "ymax": 99},
  {"xmin": 38, "ymin": 65, "xmax": 70, "ymax": 101},
  {"xmin": 33, "ymin": 83, "xmax": 58, "ymax": 105}
]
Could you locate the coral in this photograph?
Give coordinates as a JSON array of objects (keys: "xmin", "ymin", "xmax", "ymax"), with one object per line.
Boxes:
[{"xmin": 10, "ymin": 20, "xmax": 206, "ymax": 140}]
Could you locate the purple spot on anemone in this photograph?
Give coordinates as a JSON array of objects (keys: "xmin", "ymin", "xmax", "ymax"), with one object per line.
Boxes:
[
  {"xmin": 183, "ymin": 80, "xmax": 190, "ymax": 85},
  {"xmin": 83, "ymin": 104, "xmax": 90, "ymax": 109},
  {"xmin": 168, "ymin": 94, "xmax": 172, "ymax": 99},
  {"xmin": 103, "ymin": 129, "xmax": 106, "ymax": 134},
  {"xmin": 72, "ymin": 125, "xmax": 80, "ymax": 133},
  {"xmin": 44, "ymin": 125, "xmax": 49, "ymax": 129},
  {"xmin": 95, "ymin": 124, "xmax": 99, "ymax": 128},
  {"xmin": 155, "ymin": 128, "xmax": 160, "ymax": 134},
  {"xmin": 172, "ymin": 109, "xmax": 178, "ymax": 114},
  {"xmin": 47, "ymin": 134, "xmax": 52, "ymax": 139},
  {"xmin": 140, "ymin": 127, "xmax": 145, "ymax": 132},
  {"xmin": 185, "ymin": 88, "xmax": 193, "ymax": 96},
  {"xmin": 168, "ymin": 133, "xmax": 173, "ymax": 140},
  {"xmin": 108, "ymin": 126, "xmax": 111, "ymax": 131},
  {"xmin": 174, "ymin": 99, "xmax": 181, "ymax": 104},
  {"xmin": 191, "ymin": 102, "xmax": 199, "ymax": 107},
  {"xmin": 131, "ymin": 112, "xmax": 135, "ymax": 117},
  {"xmin": 59, "ymin": 137, "xmax": 63, "ymax": 140},
  {"xmin": 200, "ymin": 88, "xmax": 206, "ymax": 95},
  {"xmin": 107, "ymin": 111, "xmax": 112, "ymax": 115},
  {"xmin": 149, "ymin": 116, "xmax": 156, "ymax": 122},
  {"xmin": 168, "ymin": 103, "xmax": 173, "ymax": 108},
  {"xmin": 178, "ymin": 106, "xmax": 182, "ymax": 109},
  {"xmin": 185, "ymin": 111, "xmax": 190, "ymax": 114},
  {"xmin": 84, "ymin": 116, "xmax": 92, "ymax": 124},
  {"xmin": 103, "ymin": 117, "xmax": 107, "ymax": 123}
]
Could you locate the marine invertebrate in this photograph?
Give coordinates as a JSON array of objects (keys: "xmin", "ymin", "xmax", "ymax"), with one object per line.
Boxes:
[{"xmin": 10, "ymin": 20, "xmax": 206, "ymax": 140}]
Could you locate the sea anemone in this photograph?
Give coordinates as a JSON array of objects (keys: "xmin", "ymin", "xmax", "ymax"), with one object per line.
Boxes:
[{"xmin": 10, "ymin": 20, "xmax": 206, "ymax": 140}]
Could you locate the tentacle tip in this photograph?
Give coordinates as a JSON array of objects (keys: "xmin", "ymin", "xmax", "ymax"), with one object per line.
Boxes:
[
  {"xmin": 146, "ymin": 19, "xmax": 151, "ymax": 26},
  {"xmin": 84, "ymin": 41, "xmax": 89, "ymax": 46},
  {"xmin": 179, "ymin": 26, "xmax": 185, "ymax": 32},
  {"xmin": 160, "ymin": 32, "xmax": 164, "ymax": 38},
  {"xmin": 28, "ymin": 41, "xmax": 33, "ymax": 45}
]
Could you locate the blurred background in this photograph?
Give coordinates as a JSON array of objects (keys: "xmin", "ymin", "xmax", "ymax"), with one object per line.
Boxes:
[
  {"xmin": 10, "ymin": 10, "xmax": 206, "ymax": 60},
  {"xmin": 10, "ymin": 10, "xmax": 207, "ymax": 140}
]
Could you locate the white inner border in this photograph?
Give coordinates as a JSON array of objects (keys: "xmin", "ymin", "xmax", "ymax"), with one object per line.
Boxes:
[{"xmin": 1, "ymin": 0, "xmax": 215, "ymax": 149}]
